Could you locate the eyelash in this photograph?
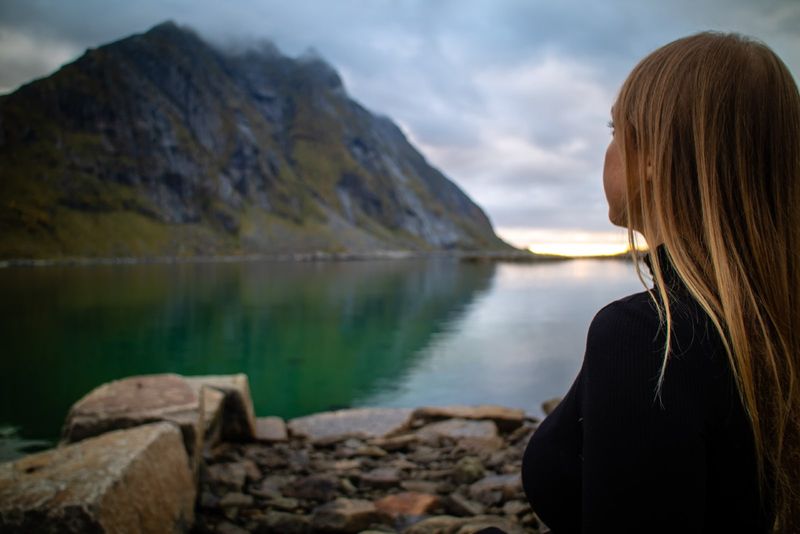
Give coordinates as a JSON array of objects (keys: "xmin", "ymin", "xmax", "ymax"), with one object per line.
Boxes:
[{"xmin": 607, "ymin": 120, "xmax": 615, "ymax": 129}]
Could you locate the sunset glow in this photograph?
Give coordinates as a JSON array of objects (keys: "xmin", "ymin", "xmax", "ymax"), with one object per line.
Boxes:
[
  {"xmin": 527, "ymin": 242, "xmax": 629, "ymax": 257},
  {"xmin": 498, "ymin": 227, "xmax": 636, "ymax": 258}
]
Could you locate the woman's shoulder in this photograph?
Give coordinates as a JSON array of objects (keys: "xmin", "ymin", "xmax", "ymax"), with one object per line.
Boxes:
[
  {"xmin": 582, "ymin": 291, "xmax": 665, "ymax": 379},
  {"xmin": 583, "ymin": 287, "xmax": 731, "ymax": 410},
  {"xmin": 588, "ymin": 289, "xmax": 663, "ymax": 347},
  {"xmin": 590, "ymin": 285, "xmax": 718, "ymax": 348}
]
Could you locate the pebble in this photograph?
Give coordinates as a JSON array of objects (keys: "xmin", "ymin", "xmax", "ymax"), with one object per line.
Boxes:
[{"xmin": 193, "ymin": 406, "xmax": 545, "ymax": 533}]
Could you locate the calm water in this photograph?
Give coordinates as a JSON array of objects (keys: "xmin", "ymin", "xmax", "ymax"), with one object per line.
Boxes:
[{"xmin": 0, "ymin": 257, "xmax": 644, "ymax": 458}]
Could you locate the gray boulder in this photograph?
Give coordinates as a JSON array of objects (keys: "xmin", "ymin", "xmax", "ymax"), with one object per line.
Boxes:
[{"xmin": 0, "ymin": 422, "xmax": 195, "ymax": 533}]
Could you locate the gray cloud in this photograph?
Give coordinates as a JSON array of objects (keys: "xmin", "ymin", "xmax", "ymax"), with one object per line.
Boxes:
[{"xmin": 1, "ymin": 0, "xmax": 798, "ymax": 244}]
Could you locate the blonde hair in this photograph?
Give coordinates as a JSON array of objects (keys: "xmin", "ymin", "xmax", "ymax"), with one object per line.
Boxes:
[{"xmin": 613, "ymin": 32, "xmax": 800, "ymax": 533}]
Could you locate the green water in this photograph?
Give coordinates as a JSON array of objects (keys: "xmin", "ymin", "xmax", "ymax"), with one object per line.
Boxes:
[{"xmin": 0, "ymin": 257, "xmax": 643, "ymax": 458}]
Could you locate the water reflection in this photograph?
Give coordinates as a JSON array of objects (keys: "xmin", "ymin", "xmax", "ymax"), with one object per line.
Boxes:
[
  {"xmin": 0, "ymin": 258, "xmax": 496, "ymax": 442},
  {"xmin": 359, "ymin": 259, "xmax": 645, "ymax": 415}
]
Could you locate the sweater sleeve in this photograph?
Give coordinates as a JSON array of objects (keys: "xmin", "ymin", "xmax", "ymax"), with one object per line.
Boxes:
[{"xmin": 580, "ymin": 298, "xmax": 707, "ymax": 533}]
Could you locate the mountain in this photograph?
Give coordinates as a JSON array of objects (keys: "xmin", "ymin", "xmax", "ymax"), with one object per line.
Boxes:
[{"xmin": 0, "ymin": 21, "xmax": 513, "ymax": 259}]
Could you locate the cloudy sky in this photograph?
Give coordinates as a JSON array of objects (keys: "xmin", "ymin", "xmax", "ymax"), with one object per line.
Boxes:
[{"xmin": 1, "ymin": 0, "xmax": 798, "ymax": 250}]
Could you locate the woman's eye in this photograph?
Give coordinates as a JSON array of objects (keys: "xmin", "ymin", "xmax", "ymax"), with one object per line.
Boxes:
[{"xmin": 607, "ymin": 121, "xmax": 615, "ymax": 135}]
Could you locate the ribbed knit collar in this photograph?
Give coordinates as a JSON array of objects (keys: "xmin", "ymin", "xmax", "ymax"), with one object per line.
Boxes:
[{"xmin": 643, "ymin": 244, "xmax": 681, "ymax": 288}]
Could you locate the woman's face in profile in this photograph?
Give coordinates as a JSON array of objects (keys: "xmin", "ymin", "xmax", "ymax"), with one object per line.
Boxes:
[{"xmin": 603, "ymin": 126, "xmax": 626, "ymax": 228}]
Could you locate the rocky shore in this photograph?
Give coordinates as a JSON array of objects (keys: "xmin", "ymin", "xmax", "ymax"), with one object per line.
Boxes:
[
  {"xmin": 195, "ymin": 406, "xmax": 547, "ymax": 534},
  {"xmin": 0, "ymin": 374, "xmax": 557, "ymax": 533}
]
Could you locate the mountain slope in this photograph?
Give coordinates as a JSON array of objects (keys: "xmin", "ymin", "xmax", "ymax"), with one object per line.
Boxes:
[{"xmin": 0, "ymin": 21, "xmax": 512, "ymax": 259}]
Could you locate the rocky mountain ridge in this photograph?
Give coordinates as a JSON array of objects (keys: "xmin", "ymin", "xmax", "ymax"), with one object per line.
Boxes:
[{"xmin": 0, "ymin": 21, "xmax": 513, "ymax": 259}]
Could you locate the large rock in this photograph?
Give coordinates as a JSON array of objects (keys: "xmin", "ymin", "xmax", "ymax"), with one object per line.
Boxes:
[
  {"xmin": 288, "ymin": 408, "xmax": 414, "ymax": 444},
  {"xmin": 61, "ymin": 374, "xmax": 203, "ymax": 469},
  {"xmin": 413, "ymin": 405, "xmax": 525, "ymax": 433},
  {"xmin": 198, "ymin": 385, "xmax": 226, "ymax": 445},
  {"xmin": 0, "ymin": 422, "xmax": 195, "ymax": 532},
  {"xmin": 185, "ymin": 374, "xmax": 257, "ymax": 442}
]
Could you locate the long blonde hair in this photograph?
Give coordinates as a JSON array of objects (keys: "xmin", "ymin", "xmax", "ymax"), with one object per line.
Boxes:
[{"xmin": 613, "ymin": 32, "xmax": 800, "ymax": 533}]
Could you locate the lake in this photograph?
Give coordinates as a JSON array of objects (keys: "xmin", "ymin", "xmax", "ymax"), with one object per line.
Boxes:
[{"xmin": 0, "ymin": 257, "xmax": 645, "ymax": 459}]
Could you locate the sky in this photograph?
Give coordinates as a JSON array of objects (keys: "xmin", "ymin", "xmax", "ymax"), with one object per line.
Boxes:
[{"xmin": 1, "ymin": 0, "xmax": 798, "ymax": 253}]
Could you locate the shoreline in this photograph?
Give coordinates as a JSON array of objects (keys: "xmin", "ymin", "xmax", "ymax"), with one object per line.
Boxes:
[
  {"xmin": 0, "ymin": 248, "xmax": 632, "ymax": 269},
  {"xmin": 0, "ymin": 372, "xmax": 558, "ymax": 532},
  {"xmin": 193, "ymin": 405, "xmax": 548, "ymax": 533}
]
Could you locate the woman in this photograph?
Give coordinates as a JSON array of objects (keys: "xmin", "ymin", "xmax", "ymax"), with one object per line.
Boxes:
[{"xmin": 520, "ymin": 33, "xmax": 800, "ymax": 533}]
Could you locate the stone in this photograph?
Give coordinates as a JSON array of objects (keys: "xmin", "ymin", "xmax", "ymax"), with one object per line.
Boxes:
[
  {"xmin": 452, "ymin": 456, "xmax": 485, "ymax": 484},
  {"xmin": 61, "ymin": 374, "xmax": 203, "ymax": 468},
  {"xmin": 469, "ymin": 474, "xmax": 522, "ymax": 504},
  {"xmin": 0, "ymin": 422, "xmax": 194, "ymax": 533},
  {"xmin": 206, "ymin": 462, "xmax": 247, "ymax": 491},
  {"xmin": 507, "ymin": 423, "xmax": 537, "ymax": 444},
  {"xmin": 185, "ymin": 374, "xmax": 257, "ymax": 441},
  {"xmin": 521, "ymin": 511, "xmax": 544, "ymax": 529},
  {"xmin": 455, "ymin": 436, "xmax": 505, "ymax": 457},
  {"xmin": 249, "ymin": 476, "xmax": 285, "ymax": 499},
  {"xmin": 401, "ymin": 480, "xmax": 441, "ymax": 494},
  {"xmin": 408, "ymin": 445, "xmax": 440, "ymax": 464},
  {"xmin": 243, "ymin": 444, "xmax": 288, "ymax": 468},
  {"xmin": 198, "ymin": 385, "xmax": 225, "ymax": 446},
  {"xmin": 340, "ymin": 477, "xmax": 358, "ymax": 495},
  {"xmin": 541, "ymin": 397, "xmax": 563, "ymax": 416},
  {"xmin": 359, "ymin": 467, "xmax": 400, "ymax": 488},
  {"xmin": 219, "ymin": 492, "xmax": 254, "ymax": 508},
  {"xmin": 254, "ymin": 510, "xmax": 311, "ymax": 533},
  {"xmin": 445, "ymin": 493, "xmax": 485, "ymax": 516},
  {"xmin": 341, "ymin": 437, "xmax": 366, "ymax": 449},
  {"xmin": 455, "ymin": 515, "xmax": 529, "ymax": 534},
  {"xmin": 283, "ymin": 473, "xmax": 341, "ymax": 502},
  {"xmin": 288, "ymin": 408, "xmax": 414, "ymax": 444},
  {"xmin": 240, "ymin": 458, "xmax": 261, "ymax": 482},
  {"xmin": 416, "ymin": 419, "xmax": 498, "ymax": 444},
  {"xmin": 267, "ymin": 496, "xmax": 300, "ymax": 511},
  {"xmin": 208, "ymin": 442, "xmax": 242, "ymax": 463},
  {"xmin": 255, "ymin": 416, "xmax": 288, "ymax": 442},
  {"xmin": 311, "ymin": 498, "xmax": 389, "ymax": 533},
  {"xmin": 374, "ymin": 491, "xmax": 440, "ymax": 518},
  {"xmin": 413, "ymin": 405, "xmax": 525, "ymax": 433},
  {"xmin": 390, "ymin": 457, "xmax": 419, "ymax": 471},
  {"xmin": 502, "ymin": 500, "xmax": 530, "ymax": 516},
  {"xmin": 354, "ymin": 445, "xmax": 389, "ymax": 457},
  {"xmin": 288, "ymin": 448, "xmax": 311, "ymax": 471},
  {"xmin": 369, "ymin": 433, "xmax": 419, "ymax": 451},
  {"xmin": 331, "ymin": 458, "xmax": 362, "ymax": 471},
  {"xmin": 403, "ymin": 515, "xmax": 468, "ymax": 534}
]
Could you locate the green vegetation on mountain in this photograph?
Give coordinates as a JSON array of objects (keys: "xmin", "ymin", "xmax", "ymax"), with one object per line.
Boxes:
[{"xmin": 0, "ymin": 21, "xmax": 512, "ymax": 259}]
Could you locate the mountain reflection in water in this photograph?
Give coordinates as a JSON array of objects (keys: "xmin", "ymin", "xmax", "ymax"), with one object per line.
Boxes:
[{"xmin": 0, "ymin": 257, "xmax": 643, "ymax": 450}]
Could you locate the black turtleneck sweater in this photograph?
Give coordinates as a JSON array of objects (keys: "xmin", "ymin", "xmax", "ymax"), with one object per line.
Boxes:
[{"xmin": 520, "ymin": 247, "xmax": 773, "ymax": 533}]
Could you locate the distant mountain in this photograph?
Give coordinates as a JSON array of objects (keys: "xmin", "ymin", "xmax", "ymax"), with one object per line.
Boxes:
[{"xmin": 0, "ymin": 21, "xmax": 513, "ymax": 259}]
